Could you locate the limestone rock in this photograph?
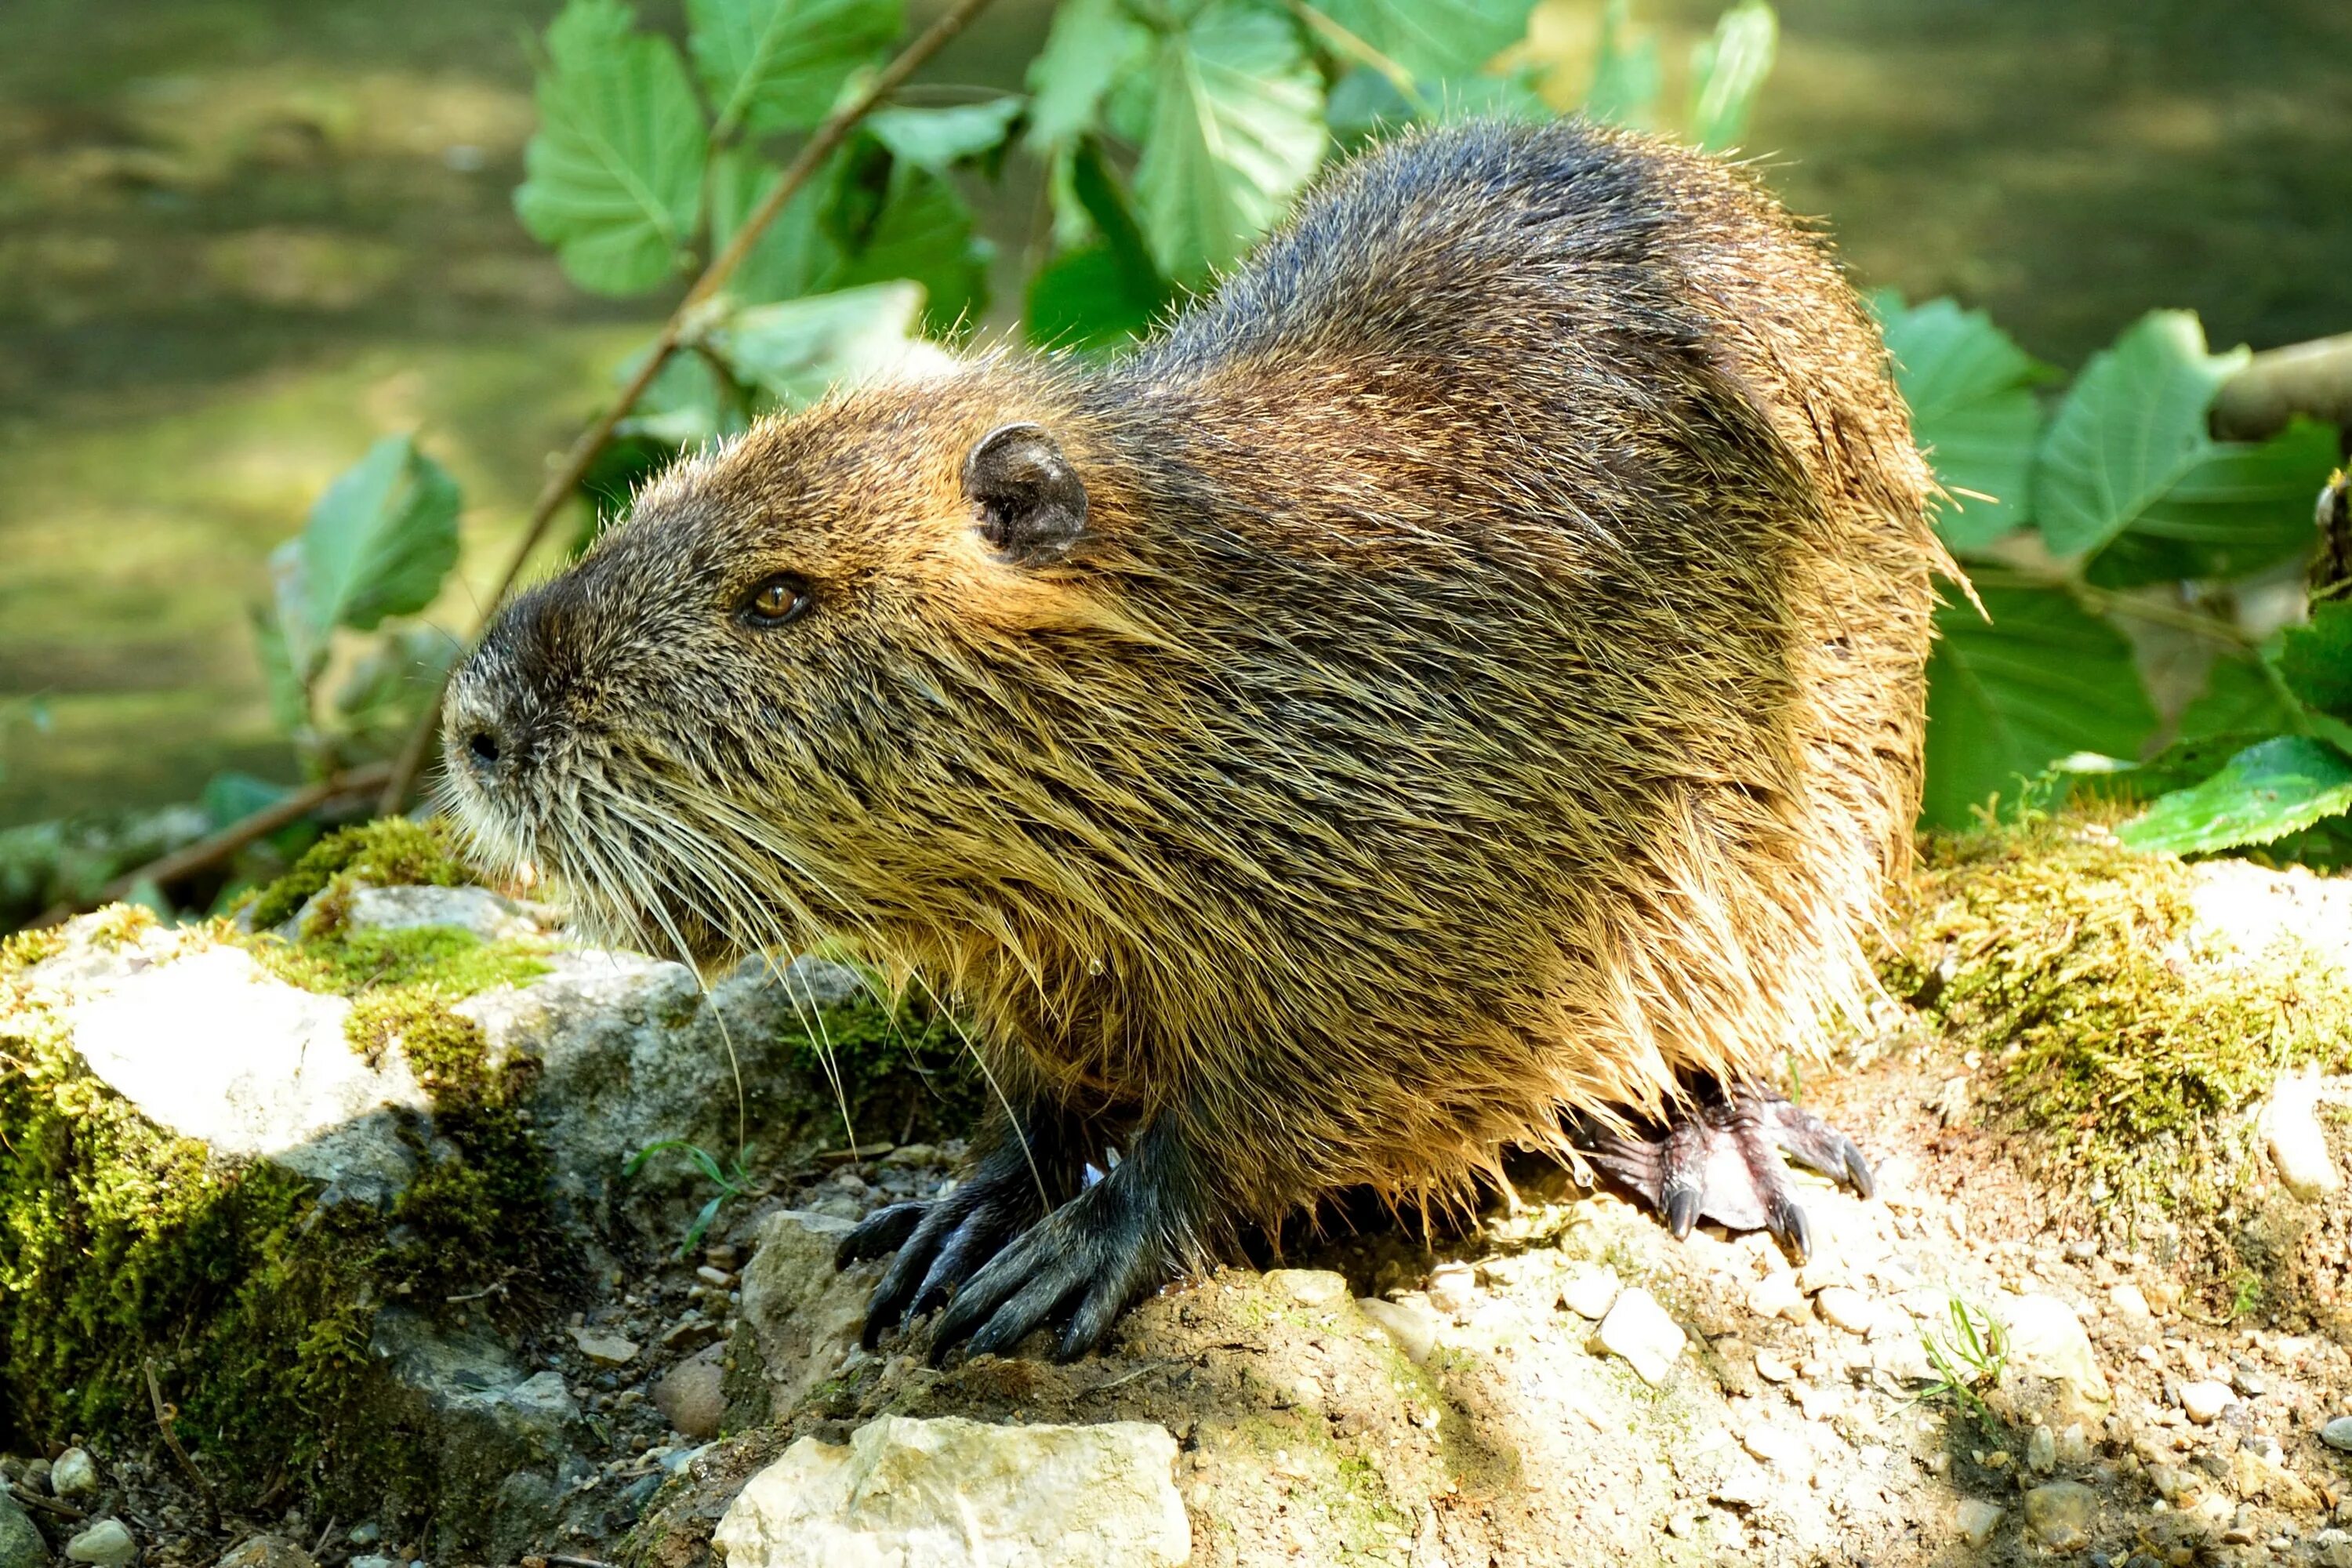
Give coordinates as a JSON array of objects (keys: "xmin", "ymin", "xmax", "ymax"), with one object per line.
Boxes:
[
  {"xmin": 1557, "ymin": 1263, "xmax": 1620, "ymax": 1320},
  {"xmin": 2264, "ymin": 1070, "xmax": 2342, "ymax": 1202},
  {"xmin": 335, "ymin": 884, "xmax": 551, "ymax": 943},
  {"xmin": 735, "ymin": 1209, "xmax": 878, "ymax": 1418},
  {"xmin": 1357, "ymin": 1297, "xmax": 1442, "ymax": 1366},
  {"xmin": 0, "ymin": 1494, "xmax": 49, "ymax": 1568},
  {"xmin": 1595, "ymin": 1287, "xmax": 1686, "ymax": 1386},
  {"xmin": 63, "ymin": 1522, "xmax": 133, "ymax": 1568},
  {"xmin": 1265, "ymin": 1269, "xmax": 1348, "ymax": 1307},
  {"xmin": 47, "ymin": 1450, "xmax": 96, "ymax": 1500},
  {"xmin": 1989, "ymin": 1294, "xmax": 2110, "ymax": 1406},
  {"xmin": 568, "ymin": 1327, "xmax": 640, "ymax": 1366},
  {"xmin": 713, "ymin": 1415, "xmax": 1189, "ymax": 1568},
  {"xmin": 2178, "ymin": 1379, "xmax": 2234, "ymax": 1425}
]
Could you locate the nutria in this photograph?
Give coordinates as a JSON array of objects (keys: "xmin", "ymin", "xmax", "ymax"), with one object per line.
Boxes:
[{"xmin": 443, "ymin": 118, "xmax": 1945, "ymax": 1360}]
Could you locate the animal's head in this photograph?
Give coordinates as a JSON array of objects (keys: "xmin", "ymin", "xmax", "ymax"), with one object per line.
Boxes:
[{"xmin": 441, "ymin": 370, "xmax": 1147, "ymax": 969}]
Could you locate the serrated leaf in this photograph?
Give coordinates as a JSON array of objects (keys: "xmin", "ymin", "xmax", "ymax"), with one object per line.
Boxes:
[
  {"xmin": 829, "ymin": 151, "xmax": 991, "ymax": 330},
  {"xmin": 706, "ymin": 281, "xmax": 946, "ymax": 408},
  {"xmin": 1582, "ymin": 0, "xmax": 1660, "ymax": 129},
  {"xmin": 1921, "ymin": 584, "xmax": 2156, "ymax": 828},
  {"xmin": 1027, "ymin": 0, "xmax": 1154, "ymax": 153},
  {"xmin": 709, "ymin": 146, "xmax": 847, "ymax": 304},
  {"xmin": 1686, "ymin": 0, "xmax": 1776, "ymax": 151},
  {"xmin": 2085, "ymin": 418, "xmax": 2341, "ymax": 586},
  {"xmin": 516, "ymin": 0, "xmax": 709, "ymax": 297},
  {"xmin": 2275, "ymin": 598, "xmax": 2352, "ymax": 723},
  {"xmin": 1315, "ymin": 0, "xmax": 1538, "ymax": 83},
  {"xmin": 1132, "ymin": 0, "xmax": 1327, "ymax": 285},
  {"xmin": 1025, "ymin": 139, "xmax": 1173, "ymax": 350},
  {"xmin": 292, "ymin": 437, "xmax": 463, "ymax": 660},
  {"xmin": 2034, "ymin": 311, "xmax": 2331, "ymax": 586},
  {"xmin": 866, "ymin": 98, "xmax": 1024, "ymax": 169},
  {"xmin": 2118, "ymin": 735, "xmax": 2352, "ymax": 856},
  {"xmin": 687, "ymin": 0, "xmax": 901, "ymax": 138},
  {"xmin": 1873, "ymin": 292, "xmax": 2052, "ymax": 554}
]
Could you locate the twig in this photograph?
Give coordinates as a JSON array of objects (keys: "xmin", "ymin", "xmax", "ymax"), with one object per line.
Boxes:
[
  {"xmin": 2213, "ymin": 332, "xmax": 2352, "ymax": 443},
  {"xmin": 147, "ymin": 1358, "xmax": 223, "ymax": 1534},
  {"xmin": 31, "ymin": 760, "xmax": 393, "ymax": 926},
  {"xmin": 310, "ymin": 1518, "xmax": 339, "ymax": 1560},
  {"xmin": 4, "ymin": 1486, "xmax": 86, "ymax": 1522},
  {"xmin": 376, "ymin": 0, "xmax": 1006, "ymax": 815}
]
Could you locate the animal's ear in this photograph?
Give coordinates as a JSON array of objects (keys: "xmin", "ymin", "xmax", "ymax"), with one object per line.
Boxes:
[{"xmin": 962, "ymin": 423, "xmax": 1088, "ymax": 564}]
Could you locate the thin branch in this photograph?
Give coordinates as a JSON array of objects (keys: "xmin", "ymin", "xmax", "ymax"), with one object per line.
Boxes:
[
  {"xmin": 1285, "ymin": 0, "xmax": 1427, "ymax": 106},
  {"xmin": 31, "ymin": 760, "xmax": 393, "ymax": 927},
  {"xmin": 378, "ymin": 0, "xmax": 1005, "ymax": 815},
  {"xmin": 147, "ymin": 1359, "xmax": 223, "ymax": 1534},
  {"xmin": 1965, "ymin": 565, "xmax": 2256, "ymax": 648}
]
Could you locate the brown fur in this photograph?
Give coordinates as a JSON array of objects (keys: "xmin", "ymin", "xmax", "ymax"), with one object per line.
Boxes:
[{"xmin": 446, "ymin": 118, "xmax": 1944, "ymax": 1238}]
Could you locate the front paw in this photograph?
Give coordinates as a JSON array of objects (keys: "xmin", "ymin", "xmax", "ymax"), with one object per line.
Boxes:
[
  {"xmin": 927, "ymin": 1152, "xmax": 1182, "ymax": 1363},
  {"xmin": 837, "ymin": 1161, "xmax": 1047, "ymax": 1349}
]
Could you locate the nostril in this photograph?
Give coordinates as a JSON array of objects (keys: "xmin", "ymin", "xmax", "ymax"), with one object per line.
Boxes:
[{"xmin": 466, "ymin": 728, "xmax": 502, "ymax": 771}]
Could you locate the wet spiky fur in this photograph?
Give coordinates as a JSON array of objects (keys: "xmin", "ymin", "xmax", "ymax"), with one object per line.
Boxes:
[{"xmin": 446, "ymin": 120, "xmax": 1943, "ymax": 1243}]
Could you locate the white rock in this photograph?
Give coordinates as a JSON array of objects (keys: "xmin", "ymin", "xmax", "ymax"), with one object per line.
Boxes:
[
  {"xmin": 2024, "ymin": 1424, "xmax": 2056, "ymax": 1474},
  {"xmin": 1557, "ymin": 1263, "xmax": 1620, "ymax": 1320},
  {"xmin": 2179, "ymin": 1379, "xmax": 2235, "ymax": 1425},
  {"xmin": 1357, "ymin": 1298, "xmax": 1442, "ymax": 1367},
  {"xmin": 1595, "ymin": 1287, "xmax": 1686, "ymax": 1386},
  {"xmin": 2265, "ymin": 1070, "xmax": 2343, "ymax": 1202},
  {"xmin": 1955, "ymin": 1498, "xmax": 2003, "ymax": 1546},
  {"xmin": 1746, "ymin": 1272, "xmax": 1807, "ymax": 1323},
  {"xmin": 568, "ymin": 1327, "xmax": 640, "ymax": 1366},
  {"xmin": 64, "ymin": 1522, "xmax": 135, "ymax": 1568},
  {"xmin": 1740, "ymin": 1422, "xmax": 1810, "ymax": 1478},
  {"xmin": 713, "ymin": 1415, "xmax": 1189, "ymax": 1568},
  {"xmin": 1425, "ymin": 1261, "xmax": 1479, "ymax": 1316},
  {"xmin": 1815, "ymin": 1286, "xmax": 1875, "ymax": 1336},
  {"xmin": 1754, "ymin": 1348, "xmax": 1796, "ymax": 1384},
  {"xmin": 48, "ymin": 1448, "xmax": 99, "ymax": 1499},
  {"xmin": 1988, "ymin": 1294, "xmax": 2111, "ymax": 1406},
  {"xmin": 2321, "ymin": 1416, "xmax": 2352, "ymax": 1451},
  {"xmin": 2107, "ymin": 1283, "xmax": 2154, "ymax": 1321},
  {"xmin": 333, "ymin": 884, "xmax": 549, "ymax": 943}
]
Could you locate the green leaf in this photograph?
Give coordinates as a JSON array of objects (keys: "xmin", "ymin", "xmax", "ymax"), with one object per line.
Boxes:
[
  {"xmin": 250, "ymin": 605, "xmax": 313, "ymax": 734},
  {"xmin": 2177, "ymin": 652, "xmax": 2299, "ymax": 742},
  {"xmin": 1685, "ymin": 0, "xmax": 1776, "ymax": 151},
  {"xmin": 1872, "ymin": 292, "xmax": 2052, "ymax": 554},
  {"xmin": 2275, "ymin": 598, "xmax": 2352, "ymax": 723},
  {"xmin": 2118, "ymin": 735, "xmax": 2352, "ymax": 856},
  {"xmin": 285, "ymin": 437, "xmax": 463, "ymax": 675},
  {"xmin": 2035, "ymin": 311, "xmax": 2334, "ymax": 586},
  {"xmin": 1325, "ymin": 64, "xmax": 1420, "ymax": 143},
  {"xmin": 1313, "ymin": 0, "xmax": 1539, "ymax": 83},
  {"xmin": 706, "ymin": 281, "xmax": 946, "ymax": 408},
  {"xmin": 1582, "ymin": 0, "xmax": 1661, "ymax": 130},
  {"xmin": 1921, "ymin": 585, "xmax": 2157, "ymax": 828},
  {"xmin": 866, "ymin": 98, "xmax": 1025, "ymax": 169},
  {"xmin": 686, "ymin": 0, "xmax": 902, "ymax": 138},
  {"xmin": 1025, "ymin": 138, "xmax": 1174, "ymax": 350},
  {"xmin": 829, "ymin": 150, "xmax": 992, "ymax": 331},
  {"xmin": 1026, "ymin": 0, "xmax": 1153, "ymax": 154},
  {"xmin": 1132, "ymin": 0, "xmax": 1327, "ymax": 285},
  {"xmin": 516, "ymin": 0, "xmax": 709, "ymax": 296},
  {"xmin": 708, "ymin": 146, "xmax": 846, "ymax": 304},
  {"xmin": 2085, "ymin": 419, "xmax": 2342, "ymax": 587}
]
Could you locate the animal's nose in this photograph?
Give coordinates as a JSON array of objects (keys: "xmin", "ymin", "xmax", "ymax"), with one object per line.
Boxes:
[{"xmin": 463, "ymin": 718, "xmax": 506, "ymax": 778}]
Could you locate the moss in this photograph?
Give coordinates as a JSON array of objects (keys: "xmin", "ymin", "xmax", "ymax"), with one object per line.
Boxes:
[
  {"xmin": 776, "ymin": 978, "xmax": 985, "ymax": 1152},
  {"xmin": 245, "ymin": 817, "xmax": 476, "ymax": 931},
  {"xmin": 1886, "ymin": 819, "xmax": 2352, "ymax": 1218},
  {"xmin": 254, "ymin": 924, "xmax": 549, "ymax": 998}
]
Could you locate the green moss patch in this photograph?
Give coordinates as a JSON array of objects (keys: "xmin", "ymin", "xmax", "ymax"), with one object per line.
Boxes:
[
  {"xmin": 1886, "ymin": 821, "xmax": 2352, "ymax": 1217},
  {"xmin": 776, "ymin": 980, "xmax": 985, "ymax": 1152},
  {"xmin": 245, "ymin": 816, "xmax": 476, "ymax": 931}
]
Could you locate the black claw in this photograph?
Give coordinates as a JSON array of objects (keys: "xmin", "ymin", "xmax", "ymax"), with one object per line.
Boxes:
[
  {"xmin": 1664, "ymin": 1184, "xmax": 1701, "ymax": 1239},
  {"xmin": 837, "ymin": 1201, "xmax": 925, "ymax": 1270},
  {"xmin": 1842, "ymin": 1142, "xmax": 1875, "ymax": 1201},
  {"xmin": 1770, "ymin": 1196, "xmax": 1813, "ymax": 1264}
]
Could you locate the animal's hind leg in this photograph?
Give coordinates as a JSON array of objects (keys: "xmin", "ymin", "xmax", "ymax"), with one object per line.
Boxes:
[{"xmin": 1580, "ymin": 1082, "xmax": 1874, "ymax": 1262}]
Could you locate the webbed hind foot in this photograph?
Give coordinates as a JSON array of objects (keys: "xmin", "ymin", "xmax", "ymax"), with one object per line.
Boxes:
[{"xmin": 1582, "ymin": 1084, "xmax": 1873, "ymax": 1262}]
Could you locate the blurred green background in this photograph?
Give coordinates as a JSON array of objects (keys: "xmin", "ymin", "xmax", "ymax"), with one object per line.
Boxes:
[{"xmin": 3, "ymin": 0, "xmax": 2350, "ymax": 825}]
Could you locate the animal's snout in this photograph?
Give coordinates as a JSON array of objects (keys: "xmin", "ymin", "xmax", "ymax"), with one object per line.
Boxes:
[{"xmin": 460, "ymin": 715, "xmax": 506, "ymax": 778}]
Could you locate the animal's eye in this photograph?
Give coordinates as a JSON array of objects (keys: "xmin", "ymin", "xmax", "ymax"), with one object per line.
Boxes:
[{"xmin": 740, "ymin": 572, "xmax": 812, "ymax": 627}]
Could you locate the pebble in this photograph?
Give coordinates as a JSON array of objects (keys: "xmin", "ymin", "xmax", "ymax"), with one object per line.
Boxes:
[
  {"xmin": 1596, "ymin": 1287, "xmax": 1686, "ymax": 1387},
  {"xmin": 1956, "ymin": 1498, "xmax": 2003, "ymax": 1547},
  {"xmin": 64, "ymin": 1522, "xmax": 135, "ymax": 1568},
  {"xmin": 654, "ymin": 1346, "xmax": 728, "ymax": 1441},
  {"xmin": 1268, "ymin": 1269, "xmax": 1349, "ymax": 1307},
  {"xmin": 2264, "ymin": 1071, "xmax": 2342, "ymax": 1201},
  {"xmin": 568, "ymin": 1327, "xmax": 641, "ymax": 1367},
  {"xmin": 1358, "ymin": 1297, "xmax": 1442, "ymax": 1367},
  {"xmin": 2325, "ymin": 1417, "xmax": 2352, "ymax": 1452},
  {"xmin": 48, "ymin": 1450, "xmax": 98, "ymax": 1500},
  {"xmin": 2025, "ymin": 1424, "xmax": 2056, "ymax": 1474},
  {"xmin": 1815, "ymin": 1286, "xmax": 1875, "ymax": 1336},
  {"xmin": 1754, "ymin": 1348, "xmax": 1797, "ymax": 1384},
  {"xmin": 1557, "ymin": 1264, "xmax": 1620, "ymax": 1321},
  {"xmin": 2023, "ymin": 1482, "xmax": 2097, "ymax": 1551},
  {"xmin": 1425, "ymin": 1262, "xmax": 1479, "ymax": 1316},
  {"xmin": 1747, "ymin": 1272, "xmax": 1807, "ymax": 1323},
  {"xmin": 216, "ymin": 1537, "xmax": 324, "ymax": 1568},
  {"xmin": 2109, "ymin": 1283, "xmax": 2154, "ymax": 1321},
  {"xmin": 1740, "ymin": 1422, "xmax": 1811, "ymax": 1478},
  {"xmin": 2179, "ymin": 1380, "xmax": 2234, "ymax": 1425}
]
